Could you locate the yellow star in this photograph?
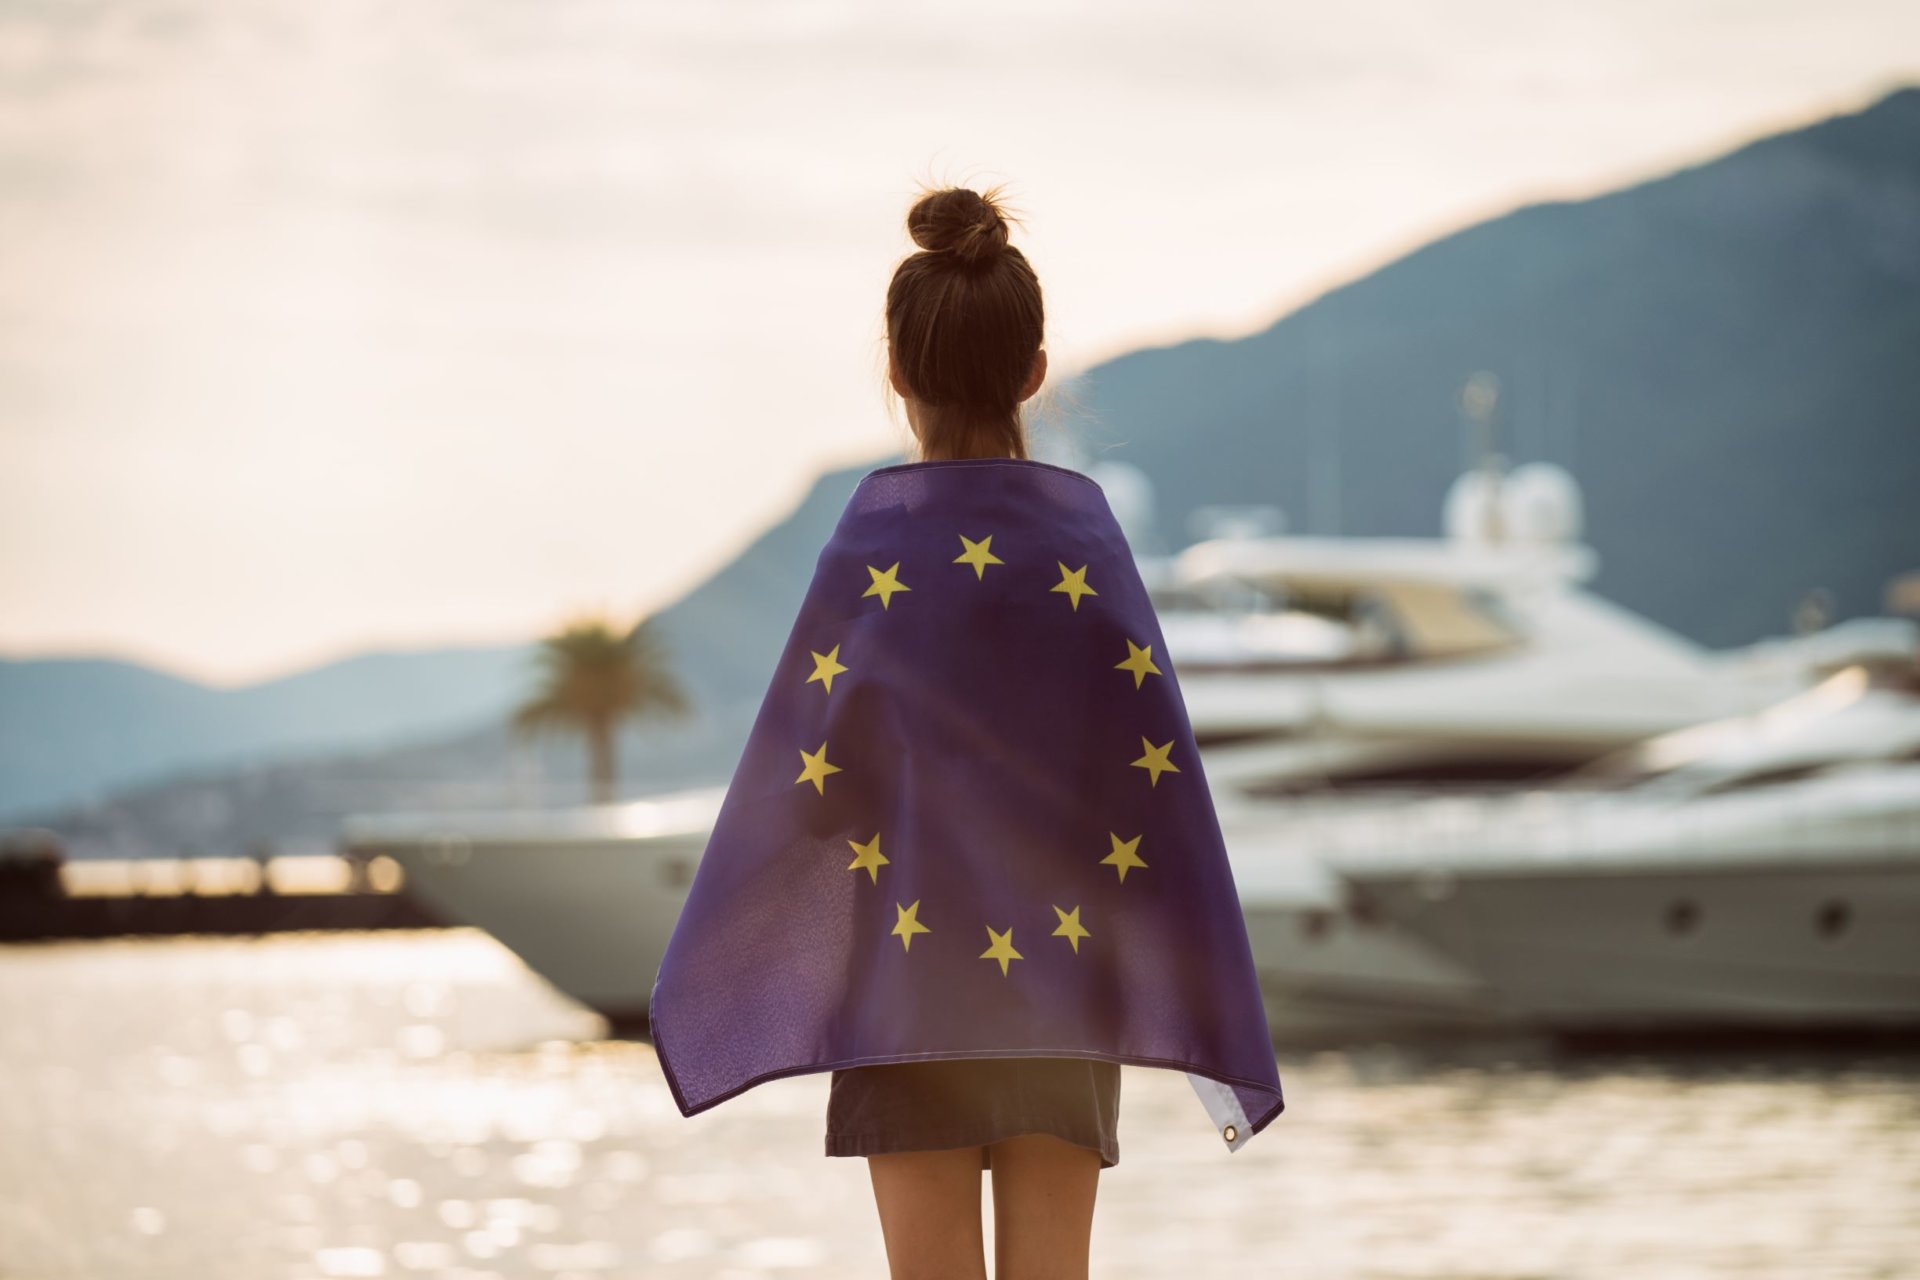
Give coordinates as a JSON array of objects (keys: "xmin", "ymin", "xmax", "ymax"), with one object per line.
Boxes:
[
  {"xmin": 1051, "ymin": 904, "xmax": 1091, "ymax": 954},
  {"xmin": 892, "ymin": 900, "xmax": 931, "ymax": 952},
  {"xmin": 806, "ymin": 643, "xmax": 848, "ymax": 693},
  {"xmin": 862, "ymin": 562, "xmax": 911, "ymax": 609},
  {"xmin": 1130, "ymin": 736, "xmax": 1181, "ymax": 786},
  {"xmin": 1050, "ymin": 561, "xmax": 1098, "ymax": 611},
  {"xmin": 846, "ymin": 831, "xmax": 890, "ymax": 883},
  {"xmin": 1101, "ymin": 832, "xmax": 1147, "ymax": 883},
  {"xmin": 953, "ymin": 534, "xmax": 1004, "ymax": 579},
  {"xmin": 794, "ymin": 741, "xmax": 842, "ymax": 794},
  {"xmin": 980, "ymin": 924, "xmax": 1023, "ymax": 976},
  {"xmin": 1115, "ymin": 638, "xmax": 1163, "ymax": 688}
]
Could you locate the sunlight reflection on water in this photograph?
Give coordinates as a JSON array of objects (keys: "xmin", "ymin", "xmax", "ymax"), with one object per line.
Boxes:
[{"xmin": 2, "ymin": 930, "xmax": 1917, "ymax": 1279}]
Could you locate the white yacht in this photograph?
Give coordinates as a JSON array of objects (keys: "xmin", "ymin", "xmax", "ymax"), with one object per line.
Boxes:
[
  {"xmin": 1305, "ymin": 664, "xmax": 1920, "ymax": 1034},
  {"xmin": 340, "ymin": 459, "xmax": 1904, "ymax": 1040},
  {"xmin": 1144, "ymin": 457, "xmax": 1905, "ymax": 796},
  {"xmin": 1104, "ymin": 460, "xmax": 1913, "ymax": 1038}
]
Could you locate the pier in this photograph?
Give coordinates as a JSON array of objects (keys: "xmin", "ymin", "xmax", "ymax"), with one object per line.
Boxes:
[{"xmin": 0, "ymin": 831, "xmax": 448, "ymax": 942}]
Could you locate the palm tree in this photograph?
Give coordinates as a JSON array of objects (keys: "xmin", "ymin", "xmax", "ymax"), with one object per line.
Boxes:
[{"xmin": 512, "ymin": 614, "xmax": 692, "ymax": 804}]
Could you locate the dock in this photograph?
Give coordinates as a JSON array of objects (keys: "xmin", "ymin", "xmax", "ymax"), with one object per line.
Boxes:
[{"xmin": 0, "ymin": 831, "xmax": 448, "ymax": 942}]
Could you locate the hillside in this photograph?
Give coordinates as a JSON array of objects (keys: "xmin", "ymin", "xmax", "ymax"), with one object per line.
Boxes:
[{"xmin": 1052, "ymin": 87, "xmax": 1920, "ymax": 644}]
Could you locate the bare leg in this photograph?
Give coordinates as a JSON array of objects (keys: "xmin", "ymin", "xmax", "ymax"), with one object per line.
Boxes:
[
  {"xmin": 866, "ymin": 1146, "xmax": 989, "ymax": 1280},
  {"xmin": 987, "ymin": 1134, "xmax": 1100, "ymax": 1280}
]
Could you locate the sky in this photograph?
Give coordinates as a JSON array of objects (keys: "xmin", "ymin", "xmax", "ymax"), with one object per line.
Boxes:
[{"xmin": 2, "ymin": 0, "xmax": 1916, "ymax": 687}]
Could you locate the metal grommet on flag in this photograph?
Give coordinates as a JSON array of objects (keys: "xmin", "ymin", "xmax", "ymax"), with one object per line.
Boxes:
[{"xmin": 1222, "ymin": 1124, "xmax": 1238, "ymax": 1144}]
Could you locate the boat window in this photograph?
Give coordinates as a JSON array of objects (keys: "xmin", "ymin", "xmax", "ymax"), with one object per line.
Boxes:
[
  {"xmin": 1674, "ymin": 762, "xmax": 1835, "ymax": 797},
  {"xmin": 1238, "ymin": 757, "xmax": 1591, "ymax": 797}
]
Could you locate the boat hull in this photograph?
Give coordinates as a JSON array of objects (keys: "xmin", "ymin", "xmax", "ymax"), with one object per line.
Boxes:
[
  {"xmin": 1341, "ymin": 853, "xmax": 1920, "ymax": 1031},
  {"xmin": 368, "ymin": 828, "xmax": 1493, "ymax": 1044},
  {"xmin": 375, "ymin": 834, "xmax": 703, "ymax": 1023}
]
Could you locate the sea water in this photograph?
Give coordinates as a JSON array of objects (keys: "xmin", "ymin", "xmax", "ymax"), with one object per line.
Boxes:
[{"xmin": 2, "ymin": 931, "xmax": 1916, "ymax": 1279}]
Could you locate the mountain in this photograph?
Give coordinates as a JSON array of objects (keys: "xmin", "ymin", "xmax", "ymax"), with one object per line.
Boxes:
[
  {"xmin": 1047, "ymin": 86, "xmax": 1920, "ymax": 645},
  {"xmin": 11, "ymin": 87, "xmax": 1918, "ymax": 850},
  {"xmin": 1, "ymin": 460, "xmax": 888, "ymax": 847},
  {"xmin": 0, "ymin": 646, "xmax": 538, "ymax": 822}
]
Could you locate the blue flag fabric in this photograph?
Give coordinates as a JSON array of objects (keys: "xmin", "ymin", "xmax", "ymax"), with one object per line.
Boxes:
[{"xmin": 648, "ymin": 456, "xmax": 1285, "ymax": 1151}]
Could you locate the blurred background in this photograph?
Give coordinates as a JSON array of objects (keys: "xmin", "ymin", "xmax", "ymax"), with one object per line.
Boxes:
[{"xmin": 3, "ymin": 2, "xmax": 1918, "ymax": 1277}]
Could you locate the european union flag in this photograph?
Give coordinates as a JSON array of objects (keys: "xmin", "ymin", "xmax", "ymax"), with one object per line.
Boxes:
[{"xmin": 649, "ymin": 455, "xmax": 1285, "ymax": 1150}]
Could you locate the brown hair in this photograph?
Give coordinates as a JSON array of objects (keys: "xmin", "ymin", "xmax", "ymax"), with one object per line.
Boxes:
[{"xmin": 884, "ymin": 184, "xmax": 1045, "ymax": 461}]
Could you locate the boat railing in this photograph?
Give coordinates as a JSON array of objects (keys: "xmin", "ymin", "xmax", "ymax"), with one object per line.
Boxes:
[{"xmin": 1240, "ymin": 768, "xmax": 1920, "ymax": 867}]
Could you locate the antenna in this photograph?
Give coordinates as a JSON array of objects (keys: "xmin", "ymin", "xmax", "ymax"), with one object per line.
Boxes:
[{"xmin": 1457, "ymin": 370, "xmax": 1505, "ymax": 544}]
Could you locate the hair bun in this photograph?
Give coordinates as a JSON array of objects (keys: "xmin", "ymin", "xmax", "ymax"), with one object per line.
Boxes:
[{"xmin": 906, "ymin": 186, "xmax": 1011, "ymax": 269}]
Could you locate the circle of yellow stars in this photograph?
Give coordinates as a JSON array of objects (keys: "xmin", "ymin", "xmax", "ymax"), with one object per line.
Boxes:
[{"xmin": 785, "ymin": 529, "xmax": 1181, "ymax": 978}]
